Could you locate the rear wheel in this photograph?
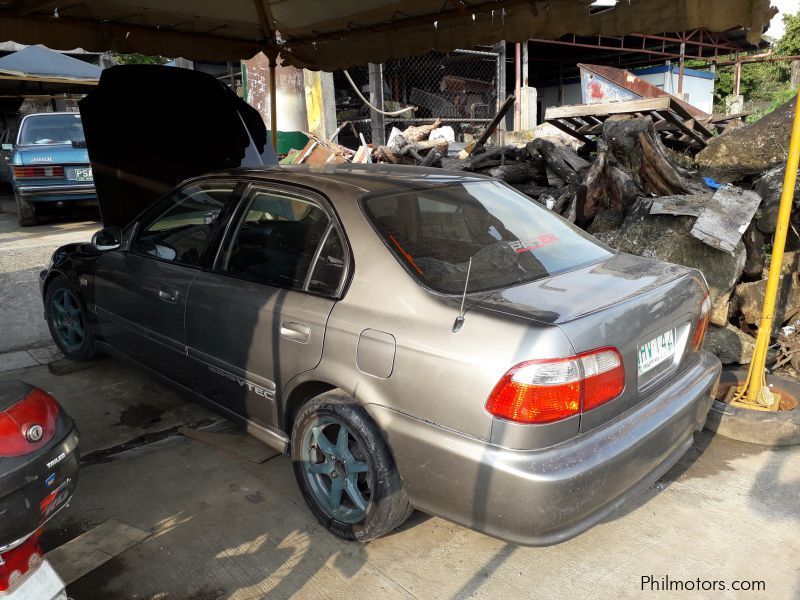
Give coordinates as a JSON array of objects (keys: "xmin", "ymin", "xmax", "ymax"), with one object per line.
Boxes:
[
  {"xmin": 291, "ymin": 391, "xmax": 413, "ymax": 541},
  {"xmin": 15, "ymin": 192, "xmax": 38, "ymax": 227},
  {"xmin": 45, "ymin": 276, "xmax": 97, "ymax": 361}
]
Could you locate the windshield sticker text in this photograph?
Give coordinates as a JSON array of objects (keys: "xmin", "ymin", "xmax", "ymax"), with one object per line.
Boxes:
[{"xmin": 509, "ymin": 234, "xmax": 559, "ymax": 254}]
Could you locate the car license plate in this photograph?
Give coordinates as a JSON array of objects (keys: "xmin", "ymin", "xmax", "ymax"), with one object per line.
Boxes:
[
  {"xmin": 66, "ymin": 167, "xmax": 93, "ymax": 181},
  {"xmin": 638, "ymin": 329, "xmax": 676, "ymax": 375},
  {"xmin": 7, "ymin": 560, "xmax": 66, "ymax": 600}
]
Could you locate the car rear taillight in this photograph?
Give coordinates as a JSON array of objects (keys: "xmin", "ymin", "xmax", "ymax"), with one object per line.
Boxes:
[
  {"xmin": 485, "ymin": 347, "xmax": 625, "ymax": 424},
  {"xmin": 690, "ymin": 294, "xmax": 711, "ymax": 351},
  {"xmin": 0, "ymin": 535, "xmax": 43, "ymax": 593},
  {"xmin": 12, "ymin": 165, "xmax": 64, "ymax": 179},
  {"xmin": 0, "ymin": 388, "xmax": 59, "ymax": 457}
]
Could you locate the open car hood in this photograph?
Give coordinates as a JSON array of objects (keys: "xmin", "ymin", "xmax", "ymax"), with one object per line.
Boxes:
[{"xmin": 79, "ymin": 65, "xmax": 277, "ymax": 228}]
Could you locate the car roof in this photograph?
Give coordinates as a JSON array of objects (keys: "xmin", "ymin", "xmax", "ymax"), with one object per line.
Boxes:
[{"xmin": 213, "ymin": 163, "xmax": 493, "ymax": 195}]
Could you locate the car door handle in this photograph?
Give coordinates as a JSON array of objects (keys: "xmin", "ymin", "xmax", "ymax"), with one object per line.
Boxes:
[
  {"xmin": 158, "ymin": 287, "xmax": 180, "ymax": 303},
  {"xmin": 280, "ymin": 321, "xmax": 310, "ymax": 344}
]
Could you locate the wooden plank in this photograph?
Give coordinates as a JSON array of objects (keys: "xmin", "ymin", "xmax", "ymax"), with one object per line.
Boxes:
[
  {"xmin": 545, "ymin": 118, "xmax": 594, "ymax": 146},
  {"xmin": 667, "ymin": 98, "xmax": 713, "ymax": 137},
  {"xmin": 545, "ymin": 96, "xmax": 671, "ymax": 120},
  {"xmin": 661, "ymin": 110, "xmax": 708, "ymax": 146},
  {"xmin": 690, "ymin": 187, "xmax": 761, "ymax": 254},
  {"xmin": 46, "ymin": 520, "xmax": 150, "ymax": 585}
]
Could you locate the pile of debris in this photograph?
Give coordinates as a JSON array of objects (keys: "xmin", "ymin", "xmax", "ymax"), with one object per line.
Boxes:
[{"xmin": 368, "ymin": 94, "xmax": 800, "ymax": 368}]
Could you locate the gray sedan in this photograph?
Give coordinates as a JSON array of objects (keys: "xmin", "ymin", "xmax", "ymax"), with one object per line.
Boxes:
[{"xmin": 40, "ymin": 164, "xmax": 720, "ymax": 545}]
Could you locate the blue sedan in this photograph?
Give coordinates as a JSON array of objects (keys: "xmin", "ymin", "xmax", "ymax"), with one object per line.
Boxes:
[{"xmin": 3, "ymin": 112, "xmax": 96, "ymax": 226}]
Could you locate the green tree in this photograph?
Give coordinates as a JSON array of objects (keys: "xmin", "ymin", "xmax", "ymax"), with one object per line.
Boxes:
[
  {"xmin": 775, "ymin": 9, "xmax": 800, "ymax": 56},
  {"xmin": 111, "ymin": 53, "xmax": 169, "ymax": 66}
]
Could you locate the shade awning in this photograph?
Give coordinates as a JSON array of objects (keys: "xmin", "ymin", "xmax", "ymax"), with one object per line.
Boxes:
[
  {"xmin": 0, "ymin": 0, "xmax": 777, "ymax": 71},
  {"xmin": 0, "ymin": 44, "xmax": 101, "ymax": 83}
]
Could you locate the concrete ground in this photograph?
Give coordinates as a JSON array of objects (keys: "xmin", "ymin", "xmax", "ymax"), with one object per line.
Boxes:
[{"xmin": 1, "ymin": 199, "xmax": 799, "ymax": 599}]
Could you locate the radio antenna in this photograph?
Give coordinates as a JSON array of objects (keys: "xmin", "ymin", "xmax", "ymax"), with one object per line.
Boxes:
[{"xmin": 453, "ymin": 257, "xmax": 473, "ymax": 333}]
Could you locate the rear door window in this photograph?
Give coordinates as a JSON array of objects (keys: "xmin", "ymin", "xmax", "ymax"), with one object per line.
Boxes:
[
  {"xmin": 216, "ymin": 187, "xmax": 338, "ymax": 293},
  {"xmin": 362, "ymin": 180, "xmax": 612, "ymax": 294}
]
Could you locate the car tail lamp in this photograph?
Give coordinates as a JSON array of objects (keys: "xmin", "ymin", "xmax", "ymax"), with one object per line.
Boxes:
[
  {"xmin": 0, "ymin": 388, "xmax": 59, "ymax": 457},
  {"xmin": 0, "ymin": 535, "xmax": 43, "ymax": 593},
  {"xmin": 690, "ymin": 294, "xmax": 711, "ymax": 351},
  {"xmin": 485, "ymin": 348, "xmax": 624, "ymax": 424},
  {"xmin": 12, "ymin": 165, "xmax": 64, "ymax": 179}
]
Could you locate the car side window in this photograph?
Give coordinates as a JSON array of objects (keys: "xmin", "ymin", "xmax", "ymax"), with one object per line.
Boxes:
[
  {"xmin": 217, "ymin": 188, "xmax": 332, "ymax": 291},
  {"xmin": 130, "ymin": 182, "xmax": 236, "ymax": 266},
  {"xmin": 307, "ymin": 228, "xmax": 345, "ymax": 295}
]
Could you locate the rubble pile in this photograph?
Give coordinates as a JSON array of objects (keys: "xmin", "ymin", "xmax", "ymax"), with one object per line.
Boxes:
[{"xmin": 369, "ymin": 93, "xmax": 800, "ymax": 367}]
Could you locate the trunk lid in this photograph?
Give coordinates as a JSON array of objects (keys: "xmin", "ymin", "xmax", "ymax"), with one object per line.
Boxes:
[
  {"xmin": 15, "ymin": 145, "xmax": 90, "ymax": 166},
  {"xmin": 471, "ymin": 252, "xmax": 707, "ymax": 431},
  {"xmin": 78, "ymin": 65, "xmax": 277, "ymax": 228}
]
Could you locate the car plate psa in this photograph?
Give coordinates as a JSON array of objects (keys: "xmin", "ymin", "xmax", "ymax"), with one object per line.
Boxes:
[
  {"xmin": 66, "ymin": 167, "xmax": 93, "ymax": 182},
  {"xmin": 638, "ymin": 329, "xmax": 676, "ymax": 375}
]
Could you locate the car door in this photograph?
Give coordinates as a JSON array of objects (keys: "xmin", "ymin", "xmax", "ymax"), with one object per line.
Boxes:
[
  {"xmin": 185, "ymin": 182, "xmax": 349, "ymax": 429},
  {"xmin": 93, "ymin": 179, "xmax": 241, "ymax": 385},
  {"xmin": 0, "ymin": 130, "xmax": 14, "ymax": 182}
]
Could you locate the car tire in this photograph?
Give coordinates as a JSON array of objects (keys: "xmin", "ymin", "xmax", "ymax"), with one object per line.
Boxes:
[
  {"xmin": 44, "ymin": 275, "xmax": 98, "ymax": 361},
  {"xmin": 705, "ymin": 368, "xmax": 800, "ymax": 446},
  {"xmin": 15, "ymin": 192, "xmax": 38, "ymax": 227},
  {"xmin": 291, "ymin": 391, "xmax": 413, "ymax": 542}
]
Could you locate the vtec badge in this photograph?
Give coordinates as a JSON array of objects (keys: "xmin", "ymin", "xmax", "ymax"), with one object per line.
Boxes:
[{"xmin": 45, "ymin": 473, "xmax": 56, "ymax": 488}]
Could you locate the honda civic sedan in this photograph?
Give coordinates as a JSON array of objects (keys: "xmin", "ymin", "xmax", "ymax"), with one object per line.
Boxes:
[{"xmin": 39, "ymin": 162, "xmax": 720, "ymax": 545}]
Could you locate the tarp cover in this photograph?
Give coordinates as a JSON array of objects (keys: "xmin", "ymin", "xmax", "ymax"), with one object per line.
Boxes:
[
  {"xmin": 0, "ymin": 45, "xmax": 101, "ymax": 81},
  {"xmin": 0, "ymin": 0, "xmax": 777, "ymax": 70}
]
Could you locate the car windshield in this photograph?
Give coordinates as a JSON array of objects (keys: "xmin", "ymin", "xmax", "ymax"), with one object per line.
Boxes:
[
  {"xmin": 18, "ymin": 114, "xmax": 85, "ymax": 145},
  {"xmin": 362, "ymin": 181, "xmax": 613, "ymax": 294}
]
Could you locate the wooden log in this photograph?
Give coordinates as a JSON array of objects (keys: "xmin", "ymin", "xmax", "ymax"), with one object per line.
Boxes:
[
  {"xmin": 402, "ymin": 118, "xmax": 443, "ymax": 143},
  {"xmin": 528, "ymin": 138, "xmax": 589, "ymax": 185},
  {"xmin": 488, "ymin": 162, "xmax": 538, "ymax": 184},
  {"xmin": 575, "ymin": 148, "xmax": 638, "ymax": 224},
  {"xmin": 465, "ymin": 145, "xmax": 520, "ymax": 171}
]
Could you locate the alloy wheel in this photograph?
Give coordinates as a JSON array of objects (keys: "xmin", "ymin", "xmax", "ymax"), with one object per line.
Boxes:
[
  {"xmin": 49, "ymin": 288, "xmax": 85, "ymax": 353},
  {"xmin": 301, "ymin": 416, "xmax": 373, "ymax": 524}
]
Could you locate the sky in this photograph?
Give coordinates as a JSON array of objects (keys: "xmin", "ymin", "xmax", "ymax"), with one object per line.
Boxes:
[{"xmin": 768, "ymin": 0, "xmax": 798, "ymax": 38}]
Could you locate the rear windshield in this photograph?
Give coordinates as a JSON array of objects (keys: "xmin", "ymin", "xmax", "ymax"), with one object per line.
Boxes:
[
  {"xmin": 362, "ymin": 181, "xmax": 612, "ymax": 294},
  {"xmin": 18, "ymin": 114, "xmax": 85, "ymax": 146}
]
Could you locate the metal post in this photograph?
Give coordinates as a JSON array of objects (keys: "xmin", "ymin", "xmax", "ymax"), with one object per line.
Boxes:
[
  {"xmin": 677, "ymin": 41, "xmax": 685, "ymax": 96},
  {"xmin": 557, "ymin": 62, "xmax": 564, "ymax": 105},
  {"xmin": 368, "ymin": 63, "xmax": 385, "ymax": 147},
  {"xmin": 496, "ymin": 41, "xmax": 506, "ymax": 143},
  {"xmin": 737, "ymin": 91, "xmax": 800, "ymax": 408},
  {"xmin": 514, "ymin": 42, "xmax": 521, "ymax": 131},
  {"xmin": 733, "ymin": 53, "xmax": 742, "ymax": 97},
  {"xmin": 268, "ymin": 52, "xmax": 278, "ymax": 153},
  {"xmin": 521, "ymin": 41, "xmax": 529, "ymax": 88}
]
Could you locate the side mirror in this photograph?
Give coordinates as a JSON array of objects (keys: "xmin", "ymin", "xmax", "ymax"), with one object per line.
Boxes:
[
  {"xmin": 92, "ymin": 226, "xmax": 122, "ymax": 252},
  {"xmin": 1, "ymin": 144, "xmax": 12, "ymax": 151}
]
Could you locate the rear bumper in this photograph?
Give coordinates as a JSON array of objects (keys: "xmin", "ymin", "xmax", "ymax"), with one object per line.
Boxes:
[
  {"xmin": 368, "ymin": 351, "xmax": 721, "ymax": 545},
  {"xmin": 0, "ymin": 417, "xmax": 80, "ymax": 551},
  {"xmin": 15, "ymin": 183, "xmax": 96, "ymax": 202}
]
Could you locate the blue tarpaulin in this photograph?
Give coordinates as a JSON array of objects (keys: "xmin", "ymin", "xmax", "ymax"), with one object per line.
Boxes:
[{"xmin": 0, "ymin": 45, "xmax": 100, "ymax": 82}]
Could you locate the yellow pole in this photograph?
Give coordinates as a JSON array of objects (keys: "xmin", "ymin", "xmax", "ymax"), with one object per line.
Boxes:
[{"xmin": 739, "ymin": 91, "xmax": 800, "ymax": 407}]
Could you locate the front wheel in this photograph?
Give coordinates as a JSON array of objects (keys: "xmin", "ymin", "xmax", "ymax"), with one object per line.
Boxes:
[
  {"xmin": 291, "ymin": 391, "xmax": 413, "ymax": 542},
  {"xmin": 15, "ymin": 192, "xmax": 38, "ymax": 227},
  {"xmin": 44, "ymin": 275, "xmax": 97, "ymax": 361}
]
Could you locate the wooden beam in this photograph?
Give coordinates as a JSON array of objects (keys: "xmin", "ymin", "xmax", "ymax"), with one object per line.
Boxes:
[
  {"xmin": 545, "ymin": 118, "xmax": 594, "ymax": 146},
  {"xmin": 545, "ymin": 97, "xmax": 671, "ymax": 120}
]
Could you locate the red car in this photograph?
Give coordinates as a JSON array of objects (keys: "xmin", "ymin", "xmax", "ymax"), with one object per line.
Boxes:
[{"xmin": 0, "ymin": 382, "xmax": 79, "ymax": 556}]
